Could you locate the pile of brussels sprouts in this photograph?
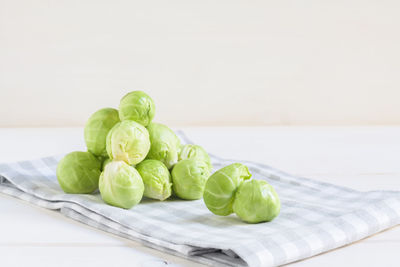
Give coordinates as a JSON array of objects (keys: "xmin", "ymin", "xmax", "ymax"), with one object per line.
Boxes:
[{"xmin": 56, "ymin": 91, "xmax": 280, "ymax": 223}]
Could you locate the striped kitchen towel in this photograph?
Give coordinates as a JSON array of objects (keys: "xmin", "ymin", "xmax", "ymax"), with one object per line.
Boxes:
[{"xmin": 0, "ymin": 131, "xmax": 399, "ymax": 266}]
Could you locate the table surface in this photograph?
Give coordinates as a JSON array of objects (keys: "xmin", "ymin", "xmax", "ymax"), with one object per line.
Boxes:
[{"xmin": 0, "ymin": 127, "xmax": 399, "ymax": 267}]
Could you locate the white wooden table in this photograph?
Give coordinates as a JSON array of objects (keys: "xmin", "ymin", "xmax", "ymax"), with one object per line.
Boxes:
[{"xmin": 1, "ymin": 127, "xmax": 399, "ymax": 267}]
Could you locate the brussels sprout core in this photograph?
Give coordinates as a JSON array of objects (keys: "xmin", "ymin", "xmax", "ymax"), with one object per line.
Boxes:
[
  {"xmin": 136, "ymin": 159, "xmax": 172, "ymax": 201},
  {"xmin": 203, "ymin": 163, "xmax": 251, "ymax": 216},
  {"xmin": 233, "ymin": 180, "xmax": 280, "ymax": 223},
  {"xmin": 99, "ymin": 160, "xmax": 144, "ymax": 209},
  {"xmin": 106, "ymin": 120, "xmax": 150, "ymax": 165},
  {"xmin": 56, "ymin": 151, "xmax": 102, "ymax": 194}
]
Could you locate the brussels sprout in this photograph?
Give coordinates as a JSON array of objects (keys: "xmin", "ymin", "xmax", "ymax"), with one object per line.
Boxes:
[
  {"xmin": 203, "ymin": 163, "xmax": 251, "ymax": 216},
  {"xmin": 119, "ymin": 91, "xmax": 155, "ymax": 126},
  {"xmin": 56, "ymin": 151, "xmax": 101, "ymax": 194},
  {"xmin": 179, "ymin": 144, "xmax": 212, "ymax": 171},
  {"xmin": 233, "ymin": 180, "xmax": 280, "ymax": 223},
  {"xmin": 171, "ymin": 159, "xmax": 210, "ymax": 200},
  {"xmin": 106, "ymin": 120, "xmax": 150, "ymax": 165},
  {"xmin": 84, "ymin": 108, "xmax": 120, "ymax": 157},
  {"xmin": 136, "ymin": 159, "xmax": 172, "ymax": 201},
  {"xmin": 146, "ymin": 123, "xmax": 181, "ymax": 169},
  {"xmin": 99, "ymin": 160, "xmax": 144, "ymax": 209}
]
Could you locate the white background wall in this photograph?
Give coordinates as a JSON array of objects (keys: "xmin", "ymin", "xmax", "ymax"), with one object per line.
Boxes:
[{"xmin": 1, "ymin": 0, "xmax": 399, "ymax": 127}]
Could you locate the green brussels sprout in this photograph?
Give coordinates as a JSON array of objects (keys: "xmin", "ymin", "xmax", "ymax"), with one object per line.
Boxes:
[
  {"xmin": 119, "ymin": 91, "xmax": 155, "ymax": 126},
  {"xmin": 56, "ymin": 151, "xmax": 102, "ymax": 194},
  {"xmin": 179, "ymin": 144, "xmax": 212, "ymax": 171},
  {"xmin": 203, "ymin": 163, "xmax": 251, "ymax": 216},
  {"xmin": 136, "ymin": 159, "xmax": 172, "ymax": 201},
  {"xmin": 233, "ymin": 180, "xmax": 280, "ymax": 223},
  {"xmin": 106, "ymin": 120, "xmax": 150, "ymax": 165},
  {"xmin": 84, "ymin": 108, "xmax": 120, "ymax": 157},
  {"xmin": 171, "ymin": 159, "xmax": 210, "ymax": 200},
  {"xmin": 99, "ymin": 160, "xmax": 144, "ymax": 209},
  {"xmin": 146, "ymin": 122, "xmax": 181, "ymax": 169}
]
